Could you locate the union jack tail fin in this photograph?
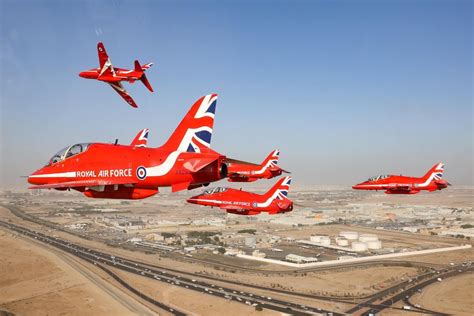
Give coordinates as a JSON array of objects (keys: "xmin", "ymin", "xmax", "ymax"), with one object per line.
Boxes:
[
  {"xmin": 161, "ymin": 94, "xmax": 217, "ymax": 153},
  {"xmin": 134, "ymin": 60, "xmax": 154, "ymax": 92},
  {"xmin": 263, "ymin": 176, "xmax": 292, "ymax": 200},
  {"xmin": 261, "ymin": 149, "xmax": 280, "ymax": 169},
  {"xmin": 130, "ymin": 128, "xmax": 149, "ymax": 148},
  {"xmin": 422, "ymin": 163, "xmax": 445, "ymax": 182}
]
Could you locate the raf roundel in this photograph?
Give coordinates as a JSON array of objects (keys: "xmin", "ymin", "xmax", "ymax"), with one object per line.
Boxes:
[{"xmin": 136, "ymin": 166, "xmax": 147, "ymax": 180}]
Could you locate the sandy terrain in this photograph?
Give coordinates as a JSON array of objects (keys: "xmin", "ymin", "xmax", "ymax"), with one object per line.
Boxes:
[
  {"xmin": 410, "ymin": 273, "xmax": 473, "ymax": 316},
  {"xmin": 0, "ymin": 229, "xmax": 156, "ymax": 316}
]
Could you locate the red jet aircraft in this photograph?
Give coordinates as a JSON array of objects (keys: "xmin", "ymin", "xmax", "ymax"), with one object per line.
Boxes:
[
  {"xmin": 352, "ymin": 163, "xmax": 450, "ymax": 194},
  {"xmin": 79, "ymin": 42, "xmax": 153, "ymax": 108},
  {"xmin": 28, "ymin": 94, "xmax": 231, "ymax": 199},
  {"xmin": 187, "ymin": 176, "xmax": 293, "ymax": 215},
  {"xmin": 226, "ymin": 149, "xmax": 289, "ymax": 182}
]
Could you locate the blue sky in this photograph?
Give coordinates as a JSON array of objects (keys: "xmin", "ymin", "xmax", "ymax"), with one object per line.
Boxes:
[{"xmin": 1, "ymin": 0, "xmax": 472, "ymax": 187}]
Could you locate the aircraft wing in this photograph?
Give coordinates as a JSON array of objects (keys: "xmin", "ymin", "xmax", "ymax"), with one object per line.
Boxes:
[
  {"xmin": 108, "ymin": 82, "xmax": 138, "ymax": 108},
  {"xmin": 97, "ymin": 42, "xmax": 115, "ymax": 77},
  {"xmin": 98, "ymin": 42, "xmax": 109, "ymax": 69},
  {"xmin": 29, "ymin": 178, "xmax": 137, "ymax": 190}
]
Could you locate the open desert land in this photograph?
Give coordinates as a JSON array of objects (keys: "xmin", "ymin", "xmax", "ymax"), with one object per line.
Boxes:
[
  {"xmin": 0, "ymin": 229, "xmax": 160, "ymax": 316},
  {"xmin": 410, "ymin": 273, "xmax": 473, "ymax": 316}
]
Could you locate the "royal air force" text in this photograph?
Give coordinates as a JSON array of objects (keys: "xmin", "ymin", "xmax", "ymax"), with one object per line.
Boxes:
[{"xmin": 76, "ymin": 169, "xmax": 133, "ymax": 178}]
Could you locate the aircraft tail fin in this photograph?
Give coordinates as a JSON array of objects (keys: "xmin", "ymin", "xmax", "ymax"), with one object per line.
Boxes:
[
  {"xmin": 134, "ymin": 60, "xmax": 154, "ymax": 92},
  {"xmin": 263, "ymin": 176, "xmax": 292, "ymax": 200},
  {"xmin": 97, "ymin": 42, "xmax": 115, "ymax": 77},
  {"xmin": 422, "ymin": 163, "xmax": 445, "ymax": 181},
  {"xmin": 130, "ymin": 128, "xmax": 149, "ymax": 148},
  {"xmin": 261, "ymin": 149, "xmax": 280, "ymax": 168},
  {"xmin": 161, "ymin": 94, "xmax": 217, "ymax": 153}
]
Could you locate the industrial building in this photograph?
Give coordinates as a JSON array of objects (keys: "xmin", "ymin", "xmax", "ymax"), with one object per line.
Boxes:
[{"xmin": 285, "ymin": 254, "xmax": 319, "ymax": 264}]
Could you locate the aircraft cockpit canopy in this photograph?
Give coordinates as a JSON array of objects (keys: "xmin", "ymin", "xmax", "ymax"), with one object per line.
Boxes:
[
  {"xmin": 47, "ymin": 143, "xmax": 91, "ymax": 165},
  {"xmin": 367, "ymin": 175, "xmax": 389, "ymax": 182},
  {"xmin": 203, "ymin": 187, "xmax": 228, "ymax": 195}
]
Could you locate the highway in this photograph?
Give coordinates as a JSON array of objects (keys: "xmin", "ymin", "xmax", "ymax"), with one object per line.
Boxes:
[
  {"xmin": 0, "ymin": 220, "xmax": 341, "ymax": 316},
  {"xmin": 347, "ymin": 263, "xmax": 473, "ymax": 315}
]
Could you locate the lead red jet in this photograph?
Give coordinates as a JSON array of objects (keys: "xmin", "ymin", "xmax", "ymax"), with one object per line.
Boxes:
[
  {"xmin": 79, "ymin": 42, "xmax": 154, "ymax": 108},
  {"xmin": 28, "ymin": 94, "xmax": 231, "ymax": 199},
  {"xmin": 226, "ymin": 149, "xmax": 289, "ymax": 182},
  {"xmin": 186, "ymin": 176, "xmax": 293, "ymax": 215},
  {"xmin": 352, "ymin": 163, "xmax": 450, "ymax": 194}
]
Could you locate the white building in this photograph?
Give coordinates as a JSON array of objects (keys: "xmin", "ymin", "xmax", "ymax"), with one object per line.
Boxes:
[{"xmin": 285, "ymin": 254, "xmax": 318, "ymax": 264}]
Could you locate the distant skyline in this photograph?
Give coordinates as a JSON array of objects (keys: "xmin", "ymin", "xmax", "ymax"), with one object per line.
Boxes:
[{"xmin": 1, "ymin": 0, "xmax": 472, "ymax": 188}]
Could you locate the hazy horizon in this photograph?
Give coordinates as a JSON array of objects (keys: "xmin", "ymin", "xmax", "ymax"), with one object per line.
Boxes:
[{"xmin": 1, "ymin": 0, "xmax": 472, "ymax": 187}]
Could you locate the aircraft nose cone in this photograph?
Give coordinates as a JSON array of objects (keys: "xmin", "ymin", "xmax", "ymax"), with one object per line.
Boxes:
[
  {"xmin": 27, "ymin": 171, "xmax": 41, "ymax": 185},
  {"xmin": 352, "ymin": 184, "xmax": 363, "ymax": 190},
  {"xmin": 79, "ymin": 71, "xmax": 87, "ymax": 78}
]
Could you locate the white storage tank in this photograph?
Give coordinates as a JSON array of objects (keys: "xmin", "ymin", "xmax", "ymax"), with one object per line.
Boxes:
[
  {"xmin": 340, "ymin": 231, "xmax": 358, "ymax": 240},
  {"xmin": 351, "ymin": 241, "xmax": 368, "ymax": 252},
  {"xmin": 359, "ymin": 234, "xmax": 378, "ymax": 242},
  {"xmin": 336, "ymin": 238, "xmax": 349, "ymax": 247},
  {"xmin": 319, "ymin": 236, "xmax": 331, "ymax": 246},
  {"xmin": 366, "ymin": 240, "xmax": 382, "ymax": 249}
]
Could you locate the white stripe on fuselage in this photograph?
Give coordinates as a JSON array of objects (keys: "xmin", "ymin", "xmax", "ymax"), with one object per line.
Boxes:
[{"xmin": 29, "ymin": 172, "xmax": 76, "ymax": 178}]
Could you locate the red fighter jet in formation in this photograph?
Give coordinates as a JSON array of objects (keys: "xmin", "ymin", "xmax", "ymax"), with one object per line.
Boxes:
[
  {"xmin": 79, "ymin": 42, "xmax": 154, "ymax": 108},
  {"xmin": 28, "ymin": 94, "xmax": 232, "ymax": 199},
  {"xmin": 226, "ymin": 149, "xmax": 289, "ymax": 182},
  {"xmin": 187, "ymin": 176, "xmax": 293, "ymax": 215},
  {"xmin": 352, "ymin": 163, "xmax": 450, "ymax": 194}
]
